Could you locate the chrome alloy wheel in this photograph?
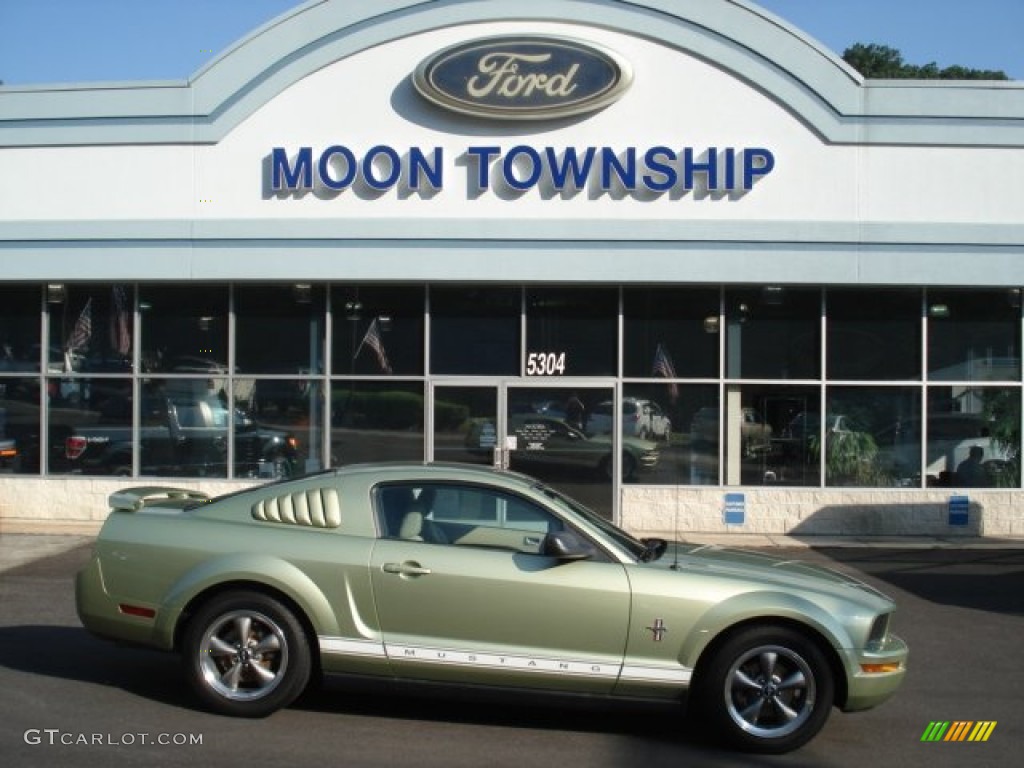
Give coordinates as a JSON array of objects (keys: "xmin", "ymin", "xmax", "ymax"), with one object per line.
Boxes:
[
  {"xmin": 724, "ymin": 644, "xmax": 816, "ymax": 739},
  {"xmin": 198, "ymin": 609, "xmax": 290, "ymax": 701}
]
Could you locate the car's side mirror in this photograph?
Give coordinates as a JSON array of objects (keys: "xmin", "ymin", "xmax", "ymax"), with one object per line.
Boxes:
[{"xmin": 540, "ymin": 531, "xmax": 595, "ymax": 562}]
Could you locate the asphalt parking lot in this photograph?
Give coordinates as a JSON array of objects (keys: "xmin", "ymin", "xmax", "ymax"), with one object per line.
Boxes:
[{"xmin": 0, "ymin": 535, "xmax": 1021, "ymax": 767}]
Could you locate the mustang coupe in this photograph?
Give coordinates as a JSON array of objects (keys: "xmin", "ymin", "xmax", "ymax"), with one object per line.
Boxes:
[{"xmin": 76, "ymin": 463, "xmax": 906, "ymax": 753}]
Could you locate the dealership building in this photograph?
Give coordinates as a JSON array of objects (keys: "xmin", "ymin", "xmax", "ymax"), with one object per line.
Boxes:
[{"xmin": 2, "ymin": 0, "xmax": 1023, "ymax": 537}]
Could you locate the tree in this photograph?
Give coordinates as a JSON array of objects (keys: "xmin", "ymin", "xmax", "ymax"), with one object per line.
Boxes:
[{"xmin": 843, "ymin": 43, "xmax": 1009, "ymax": 80}]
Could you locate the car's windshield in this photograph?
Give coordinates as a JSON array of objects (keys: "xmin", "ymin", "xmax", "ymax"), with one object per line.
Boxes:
[{"xmin": 536, "ymin": 483, "xmax": 648, "ymax": 560}]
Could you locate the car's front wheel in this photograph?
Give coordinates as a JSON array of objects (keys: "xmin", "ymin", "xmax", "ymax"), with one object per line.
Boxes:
[
  {"xmin": 182, "ymin": 591, "xmax": 311, "ymax": 717},
  {"xmin": 696, "ymin": 625, "xmax": 835, "ymax": 753}
]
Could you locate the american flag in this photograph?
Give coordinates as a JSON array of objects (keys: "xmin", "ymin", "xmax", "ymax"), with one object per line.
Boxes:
[
  {"xmin": 110, "ymin": 285, "xmax": 131, "ymax": 356},
  {"xmin": 65, "ymin": 298, "xmax": 93, "ymax": 353},
  {"xmin": 63, "ymin": 297, "xmax": 92, "ymax": 372},
  {"xmin": 355, "ymin": 317, "xmax": 392, "ymax": 373},
  {"xmin": 652, "ymin": 343, "xmax": 679, "ymax": 401}
]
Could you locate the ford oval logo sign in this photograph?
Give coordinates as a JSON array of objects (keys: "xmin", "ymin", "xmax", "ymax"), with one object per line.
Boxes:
[{"xmin": 414, "ymin": 36, "xmax": 633, "ymax": 121}]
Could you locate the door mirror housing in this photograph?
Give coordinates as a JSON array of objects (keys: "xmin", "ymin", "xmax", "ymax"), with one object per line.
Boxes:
[{"xmin": 540, "ymin": 531, "xmax": 595, "ymax": 562}]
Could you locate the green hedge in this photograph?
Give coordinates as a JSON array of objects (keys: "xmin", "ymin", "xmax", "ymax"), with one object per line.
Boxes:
[{"xmin": 332, "ymin": 389, "xmax": 469, "ymax": 431}]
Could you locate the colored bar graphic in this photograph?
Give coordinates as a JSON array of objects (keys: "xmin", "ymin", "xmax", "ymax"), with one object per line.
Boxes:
[
  {"xmin": 920, "ymin": 721, "xmax": 996, "ymax": 742},
  {"xmin": 968, "ymin": 722, "xmax": 997, "ymax": 742}
]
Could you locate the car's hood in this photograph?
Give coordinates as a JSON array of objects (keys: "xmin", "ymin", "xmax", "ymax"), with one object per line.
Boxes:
[{"xmin": 651, "ymin": 542, "xmax": 892, "ymax": 604}]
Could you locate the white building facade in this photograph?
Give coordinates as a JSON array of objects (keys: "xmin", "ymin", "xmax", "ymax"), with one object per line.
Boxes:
[{"xmin": 2, "ymin": 0, "xmax": 1023, "ymax": 537}]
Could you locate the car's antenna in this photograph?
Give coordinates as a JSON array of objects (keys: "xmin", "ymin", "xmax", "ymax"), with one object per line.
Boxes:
[{"xmin": 670, "ymin": 481, "xmax": 682, "ymax": 570}]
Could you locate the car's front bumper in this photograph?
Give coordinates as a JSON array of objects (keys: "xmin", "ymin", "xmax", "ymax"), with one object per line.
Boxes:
[{"xmin": 842, "ymin": 633, "xmax": 909, "ymax": 711}]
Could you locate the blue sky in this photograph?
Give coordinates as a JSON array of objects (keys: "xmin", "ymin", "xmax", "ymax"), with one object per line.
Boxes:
[{"xmin": 1, "ymin": 0, "xmax": 1022, "ymax": 85}]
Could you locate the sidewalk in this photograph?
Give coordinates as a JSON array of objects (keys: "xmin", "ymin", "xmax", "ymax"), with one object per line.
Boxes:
[{"xmin": 0, "ymin": 534, "xmax": 94, "ymax": 573}]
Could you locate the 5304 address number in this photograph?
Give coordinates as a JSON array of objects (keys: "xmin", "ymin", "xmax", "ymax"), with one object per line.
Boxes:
[{"xmin": 526, "ymin": 352, "xmax": 567, "ymax": 376}]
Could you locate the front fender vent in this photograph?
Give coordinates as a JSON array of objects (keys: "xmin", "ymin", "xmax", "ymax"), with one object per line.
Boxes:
[{"xmin": 251, "ymin": 487, "xmax": 341, "ymax": 528}]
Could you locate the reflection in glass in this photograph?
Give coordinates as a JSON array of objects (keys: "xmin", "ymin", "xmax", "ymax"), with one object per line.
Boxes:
[
  {"xmin": 506, "ymin": 387, "xmax": 618, "ymax": 518},
  {"xmin": 526, "ymin": 287, "xmax": 617, "ymax": 376},
  {"xmin": 724, "ymin": 385, "xmax": 819, "ymax": 486},
  {"xmin": 48, "ymin": 378, "xmax": 133, "ymax": 475},
  {"xmin": 430, "ymin": 285, "xmax": 519, "ymax": 375},
  {"xmin": 726, "ymin": 287, "xmax": 820, "ymax": 379},
  {"xmin": 623, "ymin": 287, "xmax": 719, "ymax": 378},
  {"xmin": 141, "ymin": 378, "xmax": 228, "ymax": 477},
  {"xmin": 0, "ymin": 285, "xmax": 41, "ymax": 373},
  {"xmin": 827, "ymin": 289, "xmax": 920, "ymax": 380},
  {"xmin": 332, "ymin": 381, "xmax": 424, "ymax": 464},
  {"xmin": 140, "ymin": 285, "xmax": 227, "ymax": 375},
  {"xmin": 47, "ymin": 285, "xmax": 134, "ymax": 374},
  {"xmin": 232, "ymin": 378, "xmax": 308, "ymax": 478},
  {"xmin": 826, "ymin": 387, "xmax": 921, "ymax": 487},
  {"xmin": 433, "ymin": 386, "xmax": 494, "ymax": 466},
  {"xmin": 927, "ymin": 289, "xmax": 1021, "ymax": 381},
  {"xmin": 235, "ymin": 285, "xmax": 325, "ymax": 374},
  {"xmin": 625, "ymin": 383, "xmax": 718, "ymax": 485},
  {"xmin": 333, "ymin": 286, "xmax": 423, "ymax": 376},
  {"xmin": 926, "ymin": 387, "xmax": 1019, "ymax": 488},
  {"xmin": 0, "ymin": 377, "xmax": 41, "ymax": 474}
]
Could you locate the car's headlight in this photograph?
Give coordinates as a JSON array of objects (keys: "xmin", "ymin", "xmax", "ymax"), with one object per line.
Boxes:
[{"xmin": 865, "ymin": 612, "xmax": 891, "ymax": 651}]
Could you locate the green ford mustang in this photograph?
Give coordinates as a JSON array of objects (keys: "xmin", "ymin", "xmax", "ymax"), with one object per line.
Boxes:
[{"xmin": 76, "ymin": 462, "xmax": 906, "ymax": 753}]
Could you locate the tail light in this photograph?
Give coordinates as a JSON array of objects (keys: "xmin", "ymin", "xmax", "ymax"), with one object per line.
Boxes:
[{"xmin": 65, "ymin": 435, "xmax": 88, "ymax": 460}]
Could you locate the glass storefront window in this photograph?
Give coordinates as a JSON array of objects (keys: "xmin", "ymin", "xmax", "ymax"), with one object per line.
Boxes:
[
  {"xmin": 927, "ymin": 289, "xmax": 1021, "ymax": 381},
  {"xmin": 141, "ymin": 378, "xmax": 228, "ymax": 477},
  {"xmin": 623, "ymin": 287, "xmax": 719, "ymax": 379},
  {"xmin": 828, "ymin": 289, "xmax": 921, "ymax": 380},
  {"xmin": 927, "ymin": 387, "xmax": 1020, "ymax": 488},
  {"xmin": 0, "ymin": 285, "xmax": 41, "ymax": 373},
  {"xmin": 2, "ymin": 280, "xmax": 1021, "ymax": 489},
  {"xmin": 430, "ymin": 285, "xmax": 519, "ymax": 375},
  {"xmin": 526, "ymin": 286, "xmax": 617, "ymax": 376},
  {"xmin": 333, "ymin": 286, "xmax": 423, "ymax": 376},
  {"xmin": 0, "ymin": 377, "xmax": 41, "ymax": 474},
  {"xmin": 724, "ymin": 385, "xmax": 820, "ymax": 486},
  {"xmin": 235, "ymin": 284, "xmax": 326, "ymax": 374},
  {"xmin": 433, "ymin": 385, "xmax": 494, "ymax": 466},
  {"xmin": 332, "ymin": 381, "xmax": 425, "ymax": 464},
  {"xmin": 140, "ymin": 285, "xmax": 227, "ymax": 375},
  {"xmin": 0, "ymin": 287, "xmax": 42, "ymax": 474},
  {"xmin": 826, "ymin": 386, "xmax": 921, "ymax": 487},
  {"xmin": 235, "ymin": 377, "xmax": 315, "ymax": 478},
  {"xmin": 625, "ymin": 383, "xmax": 718, "ymax": 485},
  {"xmin": 725, "ymin": 287, "xmax": 820, "ymax": 379},
  {"xmin": 48, "ymin": 284, "xmax": 134, "ymax": 375},
  {"xmin": 48, "ymin": 377, "xmax": 133, "ymax": 475}
]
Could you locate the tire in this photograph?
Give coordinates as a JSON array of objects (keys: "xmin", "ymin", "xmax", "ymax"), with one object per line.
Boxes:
[
  {"xmin": 182, "ymin": 591, "xmax": 312, "ymax": 717},
  {"xmin": 696, "ymin": 625, "xmax": 834, "ymax": 753}
]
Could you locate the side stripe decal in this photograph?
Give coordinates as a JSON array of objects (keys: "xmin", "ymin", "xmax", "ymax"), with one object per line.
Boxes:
[{"xmin": 318, "ymin": 636, "xmax": 692, "ymax": 685}]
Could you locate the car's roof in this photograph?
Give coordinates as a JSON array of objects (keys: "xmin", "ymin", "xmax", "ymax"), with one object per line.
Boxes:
[{"xmin": 328, "ymin": 461, "xmax": 542, "ymax": 487}]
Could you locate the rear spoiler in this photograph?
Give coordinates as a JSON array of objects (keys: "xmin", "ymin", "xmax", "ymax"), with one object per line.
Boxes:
[{"xmin": 109, "ymin": 486, "xmax": 210, "ymax": 512}]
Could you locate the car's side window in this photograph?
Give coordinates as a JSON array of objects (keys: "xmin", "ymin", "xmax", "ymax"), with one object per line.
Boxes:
[{"xmin": 374, "ymin": 482, "xmax": 563, "ymax": 553}]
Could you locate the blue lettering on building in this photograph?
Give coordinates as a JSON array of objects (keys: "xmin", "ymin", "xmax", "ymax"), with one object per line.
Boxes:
[{"xmin": 269, "ymin": 144, "xmax": 775, "ymax": 196}]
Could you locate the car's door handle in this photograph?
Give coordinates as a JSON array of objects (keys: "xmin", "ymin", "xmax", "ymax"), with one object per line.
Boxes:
[
  {"xmin": 524, "ymin": 536, "xmax": 541, "ymax": 546},
  {"xmin": 382, "ymin": 561, "xmax": 432, "ymax": 577}
]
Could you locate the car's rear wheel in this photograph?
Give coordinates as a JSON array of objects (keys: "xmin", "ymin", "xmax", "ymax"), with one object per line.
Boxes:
[
  {"xmin": 182, "ymin": 591, "xmax": 311, "ymax": 717},
  {"xmin": 696, "ymin": 625, "xmax": 834, "ymax": 753}
]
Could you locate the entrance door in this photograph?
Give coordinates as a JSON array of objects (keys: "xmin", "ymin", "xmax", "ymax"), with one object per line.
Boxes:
[{"xmin": 431, "ymin": 383, "xmax": 616, "ymax": 519}]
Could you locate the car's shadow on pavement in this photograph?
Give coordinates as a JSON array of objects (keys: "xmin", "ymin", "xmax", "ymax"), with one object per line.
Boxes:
[{"xmin": 0, "ymin": 624, "xmax": 198, "ymax": 710}]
